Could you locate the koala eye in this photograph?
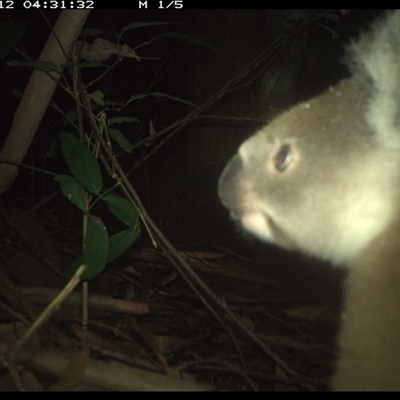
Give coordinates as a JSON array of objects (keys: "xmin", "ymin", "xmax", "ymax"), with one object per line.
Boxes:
[{"xmin": 274, "ymin": 145, "xmax": 292, "ymax": 171}]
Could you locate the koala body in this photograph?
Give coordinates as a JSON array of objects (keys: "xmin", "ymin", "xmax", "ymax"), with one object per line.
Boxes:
[{"xmin": 218, "ymin": 11, "xmax": 400, "ymax": 390}]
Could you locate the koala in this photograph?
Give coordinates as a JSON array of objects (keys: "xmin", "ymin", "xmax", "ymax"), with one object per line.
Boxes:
[{"xmin": 218, "ymin": 11, "xmax": 400, "ymax": 391}]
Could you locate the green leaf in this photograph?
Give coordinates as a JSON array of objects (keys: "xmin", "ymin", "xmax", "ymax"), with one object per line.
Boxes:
[
  {"xmin": 65, "ymin": 108, "xmax": 78, "ymax": 125},
  {"xmin": 107, "ymin": 228, "xmax": 139, "ymax": 262},
  {"xmin": 108, "ymin": 129, "xmax": 133, "ymax": 153},
  {"xmin": 60, "ymin": 132, "xmax": 103, "ymax": 194},
  {"xmin": 121, "ymin": 21, "xmax": 181, "ymax": 34},
  {"xmin": 54, "ymin": 175, "xmax": 86, "ymax": 210},
  {"xmin": 151, "ymin": 92, "xmax": 197, "ymax": 106},
  {"xmin": 87, "ymin": 90, "xmax": 105, "ymax": 106},
  {"xmin": 107, "ymin": 116, "xmax": 140, "ymax": 126},
  {"xmin": 63, "ymin": 216, "xmax": 109, "ymax": 281},
  {"xmin": 7, "ymin": 60, "xmax": 59, "ymax": 72},
  {"xmin": 104, "ymin": 194, "xmax": 139, "ymax": 230},
  {"xmin": 314, "ymin": 23, "xmax": 339, "ymax": 39},
  {"xmin": 126, "ymin": 92, "xmax": 196, "ymax": 107},
  {"xmin": 0, "ymin": 22, "xmax": 26, "ymax": 60},
  {"xmin": 66, "ymin": 60, "xmax": 104, "ymax": 69}
]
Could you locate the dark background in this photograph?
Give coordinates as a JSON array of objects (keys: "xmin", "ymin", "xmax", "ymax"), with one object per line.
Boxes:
[{"xmin": 0, "ymin": 9, "xmax": 385, "ymax": 293}]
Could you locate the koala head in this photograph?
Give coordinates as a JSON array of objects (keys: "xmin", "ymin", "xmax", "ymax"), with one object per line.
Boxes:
[{"xmin": 218, "ymin": 78, "xmax": 400, "ymax": 267}]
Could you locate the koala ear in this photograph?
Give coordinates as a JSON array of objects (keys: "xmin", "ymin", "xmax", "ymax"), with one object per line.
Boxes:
[{"xmin": 346, "ymin": 11, "xmax": 400, "ymax": 148}]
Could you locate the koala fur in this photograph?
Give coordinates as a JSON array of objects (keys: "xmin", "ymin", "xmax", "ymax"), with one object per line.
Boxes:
[{"xmin": 218, "ymin": 11, "xmax": 400, "ymax": 390}]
